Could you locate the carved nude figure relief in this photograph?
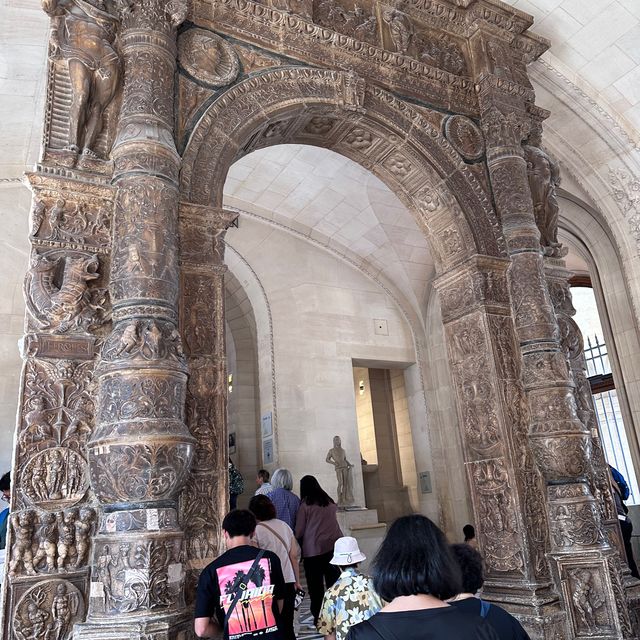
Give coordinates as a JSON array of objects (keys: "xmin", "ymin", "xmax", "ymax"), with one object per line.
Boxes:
[{"xmin": 42, "ymin": 0, "xmax": 120, "ymax": 159}]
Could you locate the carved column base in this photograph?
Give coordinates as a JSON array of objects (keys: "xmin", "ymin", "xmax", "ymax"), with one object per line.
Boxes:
[
  {"xmin": 80, "ymin": 507, "xmax": 187, "ymax": 634},
  {"xmin": 74, "ymin": 611, "xmax": 194, "ymax": 640},
  {"xmin": 546, "ymin": 484, "xmax": 633, "ymax": 639}
]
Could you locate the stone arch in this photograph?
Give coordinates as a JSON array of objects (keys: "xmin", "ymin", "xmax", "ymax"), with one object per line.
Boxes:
[
  {"xmin": 178, "ymin": 65, "xmax": 560, "ymax": 622},
  {"xmin": 180, "ymin": 66, "xmax": 506, "ymax": 275}
]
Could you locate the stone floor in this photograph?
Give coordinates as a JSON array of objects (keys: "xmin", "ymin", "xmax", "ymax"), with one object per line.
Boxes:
[{"xmin": 295, "ymin": 579, "xmax": 323, "ymax": 640}]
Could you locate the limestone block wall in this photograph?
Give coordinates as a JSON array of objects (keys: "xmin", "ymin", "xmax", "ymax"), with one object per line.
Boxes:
[
  {"xmin": 390, "ymin": 369, "xmax": 419, "ymax": 511},
  {"xmin": 225, "ymin": 216, "xmax": 429, "ymax": 510},
  {"xmin": 0, "ymin": 2, "xmax": 48, "ymax": 475},
  {"xmin": 0, "ymin": 184, "xmax": 30, "ymax": 475}
]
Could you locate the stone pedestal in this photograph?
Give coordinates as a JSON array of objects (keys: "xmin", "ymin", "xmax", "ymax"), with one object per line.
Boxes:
[{"xmin": 336, "ymin": 509, "xmax": 386, "ymax": 575}]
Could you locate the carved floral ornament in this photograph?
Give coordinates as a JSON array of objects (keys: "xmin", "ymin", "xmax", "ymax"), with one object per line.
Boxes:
[{"xmin": 482, "ymin": 106, "xmax": 530, "ymax": 149}]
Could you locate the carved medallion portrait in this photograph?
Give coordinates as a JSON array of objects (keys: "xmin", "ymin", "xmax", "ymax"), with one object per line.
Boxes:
[
  {"xmin": 178, "ymin": 28, "xmax": 240, "ymax": 88},
  {"xmin": 14, "ymin": 579, "xmax": 85, "ymax": 640},
  {"xmin": 444, "ymin": 115, "xmax": 485, "ymax": 161},
  {"xmin": 22, "ymin": 447, "xmax": 89, "ymax": 509}
]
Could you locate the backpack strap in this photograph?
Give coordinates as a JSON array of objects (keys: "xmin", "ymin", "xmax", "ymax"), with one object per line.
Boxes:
[
  {"xmin": 223, "ymin": 550, "xmax": 266, "ymax": 631},
  {"xmin": 479, "ymin": 599, "xmax": 491, "ymax": 619}
]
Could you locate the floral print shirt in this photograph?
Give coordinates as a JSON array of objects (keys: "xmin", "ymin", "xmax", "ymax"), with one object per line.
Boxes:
[{"xmin": 317, "ymin": 568, "xmax": 383, "ymax": 640}]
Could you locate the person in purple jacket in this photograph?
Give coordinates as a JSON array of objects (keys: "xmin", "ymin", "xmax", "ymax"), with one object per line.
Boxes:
[{"xmin": 295, "ymin": 475, "xmax": 343, "ymax": 627}]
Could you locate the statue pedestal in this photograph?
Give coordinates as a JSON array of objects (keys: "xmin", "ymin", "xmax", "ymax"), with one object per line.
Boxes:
[{"xmin": 336, "ymin": 509, "xmax": 386, "ymax": 574}]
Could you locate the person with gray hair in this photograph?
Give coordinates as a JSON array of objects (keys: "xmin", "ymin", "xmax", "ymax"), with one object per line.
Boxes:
[{"xmin": 267, "ymin": 468, "xmax": 300, "ymax": 531}]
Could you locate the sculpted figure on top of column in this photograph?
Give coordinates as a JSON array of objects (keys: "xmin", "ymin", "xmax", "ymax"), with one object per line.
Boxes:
[
  {"xmin": 523, "ymin": 127, "xmax": 565, "ymax": 257},
  {"xmin": 41, "ymin": 0, "xmax": 121, "ymax": 160}
]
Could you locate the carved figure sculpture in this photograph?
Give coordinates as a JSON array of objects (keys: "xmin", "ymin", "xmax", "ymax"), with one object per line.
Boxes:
[
  {"xmin": 9, "ymin": 511, "xmax": 36, "ymax": 576},
  {"xmin": 41, "ymin": 0, "xmax": 120, "ymax": 158},
  {"xmin": 15, "ymin": 601, "xmax": 52, "ymax": 640},
  {"xmin": 326, "ymin": 435, "xmax": 354, "ymax": 506},
  {"xmin": 25, "ymin": 252, "xmax": 104, "ymax": 332},
  {"xmin": 382, "ymin": 8, "xmax": 413, "ymax": 54},
  {"xmin": 33, "ymin": 512, "xmax": 59, "ymax": 573},
  {"xmin": 74, "ymin": 507, "xmax": 95, "ymax": 568},
  {"xmin": 51, "ymin": 582, "xmax": 78, "ymax": 640},
  {"xmin": 571, "ymin": 569, "xmax": 604, "ymax": 632},
  {"xmin": 57, "ymin": 509, "xmax": 78, "ymax": 571},
  {"xmin": 23, "ymin": 397, "xmax": 53, "ymax": 445},
  {"xmin": 523, "ymin": 130, "xmax": 563, "ymax": 256}
]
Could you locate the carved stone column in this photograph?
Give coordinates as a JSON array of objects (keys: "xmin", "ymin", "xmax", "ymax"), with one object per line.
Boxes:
[
  {"xmin": 75, "ymin": 2, "xmax": 195, "ymax": 638},
  {"xmin": 481, "ymin": 100, "xmax": 633, "ymax": 638},
  {"xmin": 435, "ymin": 257, "xmax": 564, "ymax": 638},
  {"xmin": 178, "ymin": 203, "xmax": 238, "ymax": 603},
  {"xmin": 545, "ymin": 258, "xmax": 640, "ymax": 632}
]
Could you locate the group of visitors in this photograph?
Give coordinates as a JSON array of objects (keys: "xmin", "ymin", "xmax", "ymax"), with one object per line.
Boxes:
[
  {"xmin": 194, "ymin": 511, "xmax": 529, "ymax": 640},
  {"xmin": 195, "ymin": 465, "xmax": 531, "ymax": 640}
]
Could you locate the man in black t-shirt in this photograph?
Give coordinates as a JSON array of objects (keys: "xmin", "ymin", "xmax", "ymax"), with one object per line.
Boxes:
[
  {"xmin": 195, "ymin": 509, "xmax": 286, "ymax": 640},
  {"xmin": 449, "ymin": 544, "xmax": 530, "ymax": 640}
]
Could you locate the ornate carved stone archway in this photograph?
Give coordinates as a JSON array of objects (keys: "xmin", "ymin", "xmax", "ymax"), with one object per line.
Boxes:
[{"xmin": 2, "ymin": 1, "xmax": 639, "ymax": 639}]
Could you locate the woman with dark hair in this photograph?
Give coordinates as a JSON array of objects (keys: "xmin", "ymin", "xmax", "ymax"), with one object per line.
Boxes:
[
  {"xmin": 347, "ymin": 515, "xmax": 499, "ymax": 640},
  {"xmin": 249, "ymin": 495, "xmax": 301, "ymax": 640},
  {"xmin": 295, "ymin": 475, "xmax": 343, "ymax": 628},
  {"xmin": 449, "ymin": 544, "xmax": 530, "ymax": 639}
]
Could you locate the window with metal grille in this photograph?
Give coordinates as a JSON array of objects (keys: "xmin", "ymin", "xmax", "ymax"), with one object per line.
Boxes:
[{"xmin": 571, "ymin": 283, "xmax": 640, "ymax": 505}]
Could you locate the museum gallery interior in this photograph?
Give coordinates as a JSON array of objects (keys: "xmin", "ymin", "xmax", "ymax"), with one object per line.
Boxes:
[{"xmin": 2, "ymin": 0, "xmax": 640, "ymax": 638}]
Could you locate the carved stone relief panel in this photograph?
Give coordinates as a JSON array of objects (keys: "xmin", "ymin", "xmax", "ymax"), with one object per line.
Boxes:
[
  {"xmin": 313, "ymin": 0, "xmax": 380, "ymax": 45},
  {"xmin": 468, "ymin": 458, "xmax": 525, "ymax": 577},
  {"xmin": 559, "ymin": 561, "xmax": 618, "ymax": 637},
  {"xmin": 180, "ymin": 273, "xmax": 223, "ymax": 356},
  {"xmin": 8, "ymin": 507, "xmax": 96, "ymax": 577},
  {"xmin": 12, "ymin": 578, "xmax": 86, "ymax": 640},
  {"xmin": 445, "ymin": 315, "xmax": 501, "ymax": 461},
  {"xmin": 30, "ymin": 194, "xmax": 112, "ymax": 251},
  {"xmin": 24, "ymin": 249, "xmax": 109, "ymax": 334},
  {"xmin": 89, "ymin": 534, "xmax": 184, "ymax": 617},
  {"xmin": 380, "ymin": 5, "xmax": 467, "ymax": 75},
  {"xmin": 41, "ymin": 0, "xmax": 122, "ymax": 172}
]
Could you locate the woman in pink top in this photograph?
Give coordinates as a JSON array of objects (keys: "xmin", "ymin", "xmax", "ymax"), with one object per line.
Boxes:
[{"xmin": 295, "ymin": 475, "xmax": 343, "ymax": 627}]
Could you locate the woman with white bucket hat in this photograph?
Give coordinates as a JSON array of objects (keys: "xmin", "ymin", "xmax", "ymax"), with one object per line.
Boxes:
[{"xmin": 316, "ymin": 537, "xmax": 382, "ymax": 640}]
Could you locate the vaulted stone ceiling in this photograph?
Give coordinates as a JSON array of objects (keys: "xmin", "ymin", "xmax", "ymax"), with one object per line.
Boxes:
[
  {"xmin": 508, "ymin": 0, "xmax": 640, "ymax": 137},
  {"xmin": 224, "ymin": 145, "xmax": 434, "ymax": 321}
]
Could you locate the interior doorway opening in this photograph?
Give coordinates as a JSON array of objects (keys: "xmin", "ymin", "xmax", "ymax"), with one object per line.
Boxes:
[{"xmin": 353, "ymin": 365, "xmax": 418, "ymax": 523}]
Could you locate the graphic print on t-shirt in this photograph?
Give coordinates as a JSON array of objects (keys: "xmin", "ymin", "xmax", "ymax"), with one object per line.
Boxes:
[{"xmin": 217, "ymin": 558, "xmax": 278, "ymax": 639}]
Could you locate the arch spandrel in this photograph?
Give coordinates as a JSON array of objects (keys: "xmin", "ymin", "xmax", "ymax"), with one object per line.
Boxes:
[{"xmin": 179, "ymin": 66, "xmax": 506, "ymax": 271}]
